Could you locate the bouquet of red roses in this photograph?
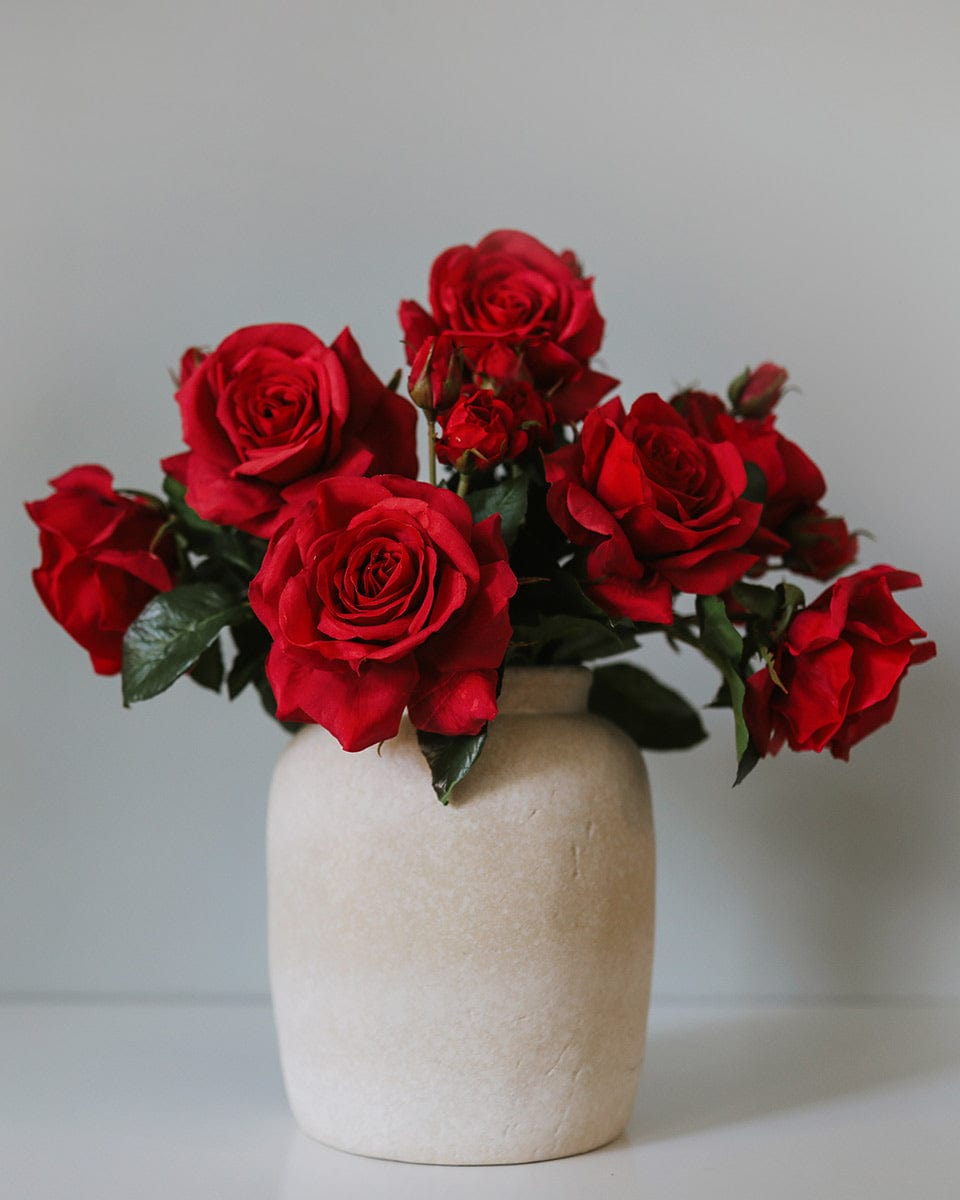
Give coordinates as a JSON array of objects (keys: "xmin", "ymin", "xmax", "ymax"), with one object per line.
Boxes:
[{"xmin": 27, "ymin": 230, "xmax": 935, "ymax": 800}]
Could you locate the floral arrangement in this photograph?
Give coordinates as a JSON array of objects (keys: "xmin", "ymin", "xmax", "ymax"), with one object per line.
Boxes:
[{"xmin": 27, "ymin": 230, "xmax": 936, "ymax": 800}]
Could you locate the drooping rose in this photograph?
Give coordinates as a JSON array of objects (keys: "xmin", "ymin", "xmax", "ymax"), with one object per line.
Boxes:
[
  {"xmin": 744, "ymin": 565, "xmax": 936, "ymax": 760},
  {"xmin": 249, "ymin": 475, "xmax": 517, "ymax": 751},
  {"xmin": 545, "ymin": 394, "xmax": 762, "ymax": 623},
  {"xmin": 435, "ymin": 381, "xmax": 554, "ymax": 472},
  {"xmin": 399, "ymin": 230, "xmax": 616, "ymax": 423},
  {"xmin": 162, "ymin": 324, "xmax": 417, "ymax": 538},
  {"xmin": 26, "ymin": 465, "xmax": 177, "ymax": 674}
]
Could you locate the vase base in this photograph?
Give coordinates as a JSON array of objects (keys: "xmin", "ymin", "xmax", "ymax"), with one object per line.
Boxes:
[{"xmin": 289, "ymin": 1112, "xmax": 630, "ymax": 1167}]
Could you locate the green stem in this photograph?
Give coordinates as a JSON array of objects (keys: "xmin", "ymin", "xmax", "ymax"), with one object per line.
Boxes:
[
  {"xmin": 456, "ymin": 473, "xmax": 471, "ymax": 498},
  {"xmin": 426, "ymin": 410, "xmax": 438, "ymax": 488}
]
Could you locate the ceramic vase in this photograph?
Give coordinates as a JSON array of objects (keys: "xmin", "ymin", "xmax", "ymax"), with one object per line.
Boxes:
[{"xmin": 267, "ymin": 665, "xmax": 655, "ymax": 1164}]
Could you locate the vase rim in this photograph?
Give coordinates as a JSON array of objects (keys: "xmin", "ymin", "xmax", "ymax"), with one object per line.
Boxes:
[{"xmin": 496, "ymin": 665, "xmax": 592, "ymax": 715}]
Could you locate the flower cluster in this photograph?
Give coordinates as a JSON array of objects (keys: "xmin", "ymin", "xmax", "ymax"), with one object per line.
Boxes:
[{"xmin": 27, "ymin": 229, "xmax": 935, "ymax": 799}]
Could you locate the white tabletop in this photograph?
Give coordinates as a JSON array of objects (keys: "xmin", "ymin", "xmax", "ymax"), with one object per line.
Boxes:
[{"xmin": 2, "ymin": 1000, "xmax": 958, "ymax": 1199}]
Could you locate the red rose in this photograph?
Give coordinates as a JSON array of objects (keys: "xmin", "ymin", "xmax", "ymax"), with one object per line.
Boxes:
[
  {"xmin": 163, "ymin": 324, "xmax": 417, "ymax": 538},
  {"xmin": 730, "ymin": 362, "xmax": 789, "ymax": 418},
  {"xmin": 673, "ymin": 389, "xmax": 826, "ymax": 562},
  {"xmin": 781, "ymin": 506, "xmax": 858, "ymax": 580},
  {"xmin": 545, "ymin": 395, "xmax": 762, "ymax": 623},
  {"xmin": 744, "ymin": 565, "xmax": 936, "ymax": 760},
  {"xmin": 249, "ymin": 475, "xmax": 518, "ymax": 751},
  {"xmin": 399, "ymin": 230, "xmax": 616, "ymax": 423},
  {"xmin": 26, "ymin": 465, "xmax": 177, "ymax": 674},
  {"xmin": 436, "ymin": 381, "xmax": 554, "ymax": 472}
]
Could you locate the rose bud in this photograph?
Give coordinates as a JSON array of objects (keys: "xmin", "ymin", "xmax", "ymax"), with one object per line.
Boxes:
[
  {"xmin": 407, "ymin": 333, "xmax": 463, "ymax": 414},
  {"xmin": 26, "ymin": 465, "xmax": 177, "ymax": 675},
  {"xmin": 729, "ymin": 362, "xmax": 789, "ymax": 418},
  {"xmin": 782, "ymin": 506, "xmax": 859, "ymax": 580}
]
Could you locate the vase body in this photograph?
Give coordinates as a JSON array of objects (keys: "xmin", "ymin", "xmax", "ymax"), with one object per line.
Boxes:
[{"xmin": 267, "ymin": 666, "xmax": 655, "ymax": 1165}]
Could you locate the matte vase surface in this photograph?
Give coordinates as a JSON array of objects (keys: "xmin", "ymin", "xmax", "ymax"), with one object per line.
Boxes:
[{"xmin": 267, "ymin": 666, "xmax": 655, "ymax": 1164}]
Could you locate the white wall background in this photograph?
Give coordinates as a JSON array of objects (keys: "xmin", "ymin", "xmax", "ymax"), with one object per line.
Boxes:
[{"xmin": 2, "ymin": 0, "xmax": 956, "ymax": 1002}]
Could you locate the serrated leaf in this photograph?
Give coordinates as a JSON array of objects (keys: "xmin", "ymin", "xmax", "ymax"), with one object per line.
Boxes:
[
  {"xmin": 122, "ymin": 584, "xmax": 249, "ymax": 705},
  {"xmin": 465, "ymin": 474, "xmax": 529, "ymax": 547},
  {"xmin": 589, "ymin": 663, "xmax": 707, "ymax": 750},
  {"xmin": 190, "ymin": 637, "xmax": 224, "ymax": 693},
  {"xmin": 416, "ymin": 727, "xmax": 487, "ymax": 804}
]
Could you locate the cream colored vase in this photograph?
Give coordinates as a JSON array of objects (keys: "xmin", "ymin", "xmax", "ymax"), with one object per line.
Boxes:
[{"xmin": 267, "ymin": 666, "xmax": 655, "ymax": 1165}]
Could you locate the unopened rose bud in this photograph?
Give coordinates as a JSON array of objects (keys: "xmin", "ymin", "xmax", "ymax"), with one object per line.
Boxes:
[
  {"xmin": 408, "ymin": 334, "xmax": 462, "ymax": 413},
  {"xmin": 729, "ymin": 362, "xmax": 789, "ymax": 418}
]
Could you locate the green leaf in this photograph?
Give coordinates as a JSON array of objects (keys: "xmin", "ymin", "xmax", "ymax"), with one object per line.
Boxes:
[
  {"xmin": 771, "ymin": 581, "xmax": 806, "ymax": 640},
  {"xmin": 589, "ymin": 663, "xmax": 707, "ymax": 750},
  {"xmin": 697, "ymin": 594, "xmax": 745, "ymax": 668},
  {"xmin": 189, "ymin": 638, "xmax": 224, "ymax": 693},
  {"xmin": 162, "ymin": 475, "xmax": 223, "ymax": 538},
  {"xmin": 696, "ymin": 594, "xmax": 752, "ymax": 768},
  {"xmin": 731, "ymin": 581, "xmax": 779, "ymax": 622},
  {"xmin": 416, "ymin": 727, "xmax": 488, "ymax": 804},
  {"xmin": 162, "ymin": 475, "xmax": 267, "ymax": 575},
  {"xmin": 733, "ymin": 739, "xmax": 761, "ymax": 786},
  {"xmin": 465, "ymin": 474, "xmax": 529, "ymax": 547},
  {"xmin": 742, "ymin": 461, "xmax": 768, "ymax": 505},
  {"xmin": 122, "ymin": 583, "xmax": 250, "ymax": 705},
  {"xmin": 510, "ymin": 614, "xmax": 636, "ymax": 665},
  {"xmin": 226, "ymin": 619, "xmax": 272, "ymax": 700}
]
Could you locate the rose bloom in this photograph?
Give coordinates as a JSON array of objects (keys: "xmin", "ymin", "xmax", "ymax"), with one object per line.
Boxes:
[
  {"xmin": 163, "ymin": 324, "xmax": 417, "ymax": 538},
  {"xmin": 249, "ymin": 475, "xmax": 517, "ymax": 751},
  {"xmin": 436, "ymin": 381, "xmax": 554, "ymax": 471},
  {"xmin": 545, "ymin": 394, "xmax": 761, "ymax": 624},
  {"xmin": 744, "ymin": 565, "xmax": 936, "ymax": 760},
  {"xmin": 26, "ymin": 465, "xmax": 176, "ymax": 674},
  {"xmin": 673, "ymin": 389, "xmax": 828, "ymax": 568},
  {"xmin": 781, "ymin": 505, "xmax": 858, "ymax": 580},
  {"xmin": 399, "ymin": 229, "xmax": 617, "ymax": 423}
]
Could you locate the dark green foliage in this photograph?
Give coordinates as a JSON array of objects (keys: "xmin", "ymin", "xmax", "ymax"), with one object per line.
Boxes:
[{"xmin": 589, "ymin": 663, "xmax": 707, "ymax": 750}]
